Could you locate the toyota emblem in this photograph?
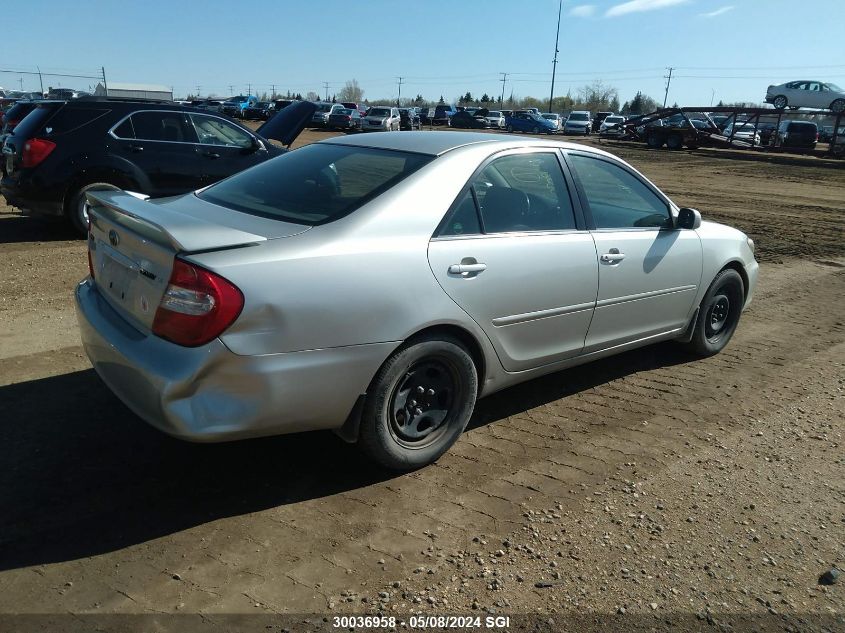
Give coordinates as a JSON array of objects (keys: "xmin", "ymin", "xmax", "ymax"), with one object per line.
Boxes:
[{"xmin": 108, "ymin": 230, "xmax": 120, "ymax": 247}]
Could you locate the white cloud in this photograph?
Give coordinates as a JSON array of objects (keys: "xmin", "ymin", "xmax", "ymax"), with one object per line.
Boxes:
[
  {"xmin": 570, "ymin": 4, "xmax": 596, "ymax": 17},
  {"xmin": 699, "ymin": 5, "xmax": 734, "ymax": 17},
  {"xmin": 605, "ymin": 0, "xmax": 689, "ymax": 18}
]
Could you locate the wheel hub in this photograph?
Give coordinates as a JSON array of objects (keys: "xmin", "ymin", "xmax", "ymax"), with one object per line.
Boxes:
[
  {"xmin": 390, "ymin": 361, "xmax": 454, "ymax": 443},
  {"xmin": 706, "ymin": 295, "xmax": 730, "ymax": 337}
]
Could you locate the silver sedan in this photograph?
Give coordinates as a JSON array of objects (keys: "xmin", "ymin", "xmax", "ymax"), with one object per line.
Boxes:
[{"xmin": 76, "ymin": 132, "xmax": 758, "ymax": 470}]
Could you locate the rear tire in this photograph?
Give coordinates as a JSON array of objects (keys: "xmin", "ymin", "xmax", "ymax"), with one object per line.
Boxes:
[
  {"xmin": 666, "ymin": 133, "xmax": 684, "ymax": 150},
  {"xmin": 358, "ymin": 335, "xmax": 478, "ymax": 471},
  {"xmin": 66, "ymin": 182, "xmax": 123, "ymax": 237},
  {"xmin": 646, "ymin": 132, "xmax": 664, "ymax": 148},
  {"xmin": 772, "ymin": 95, "xmax": 787, "ymax": 109},
  {"xmin": 506, "ymin": 124, "xmax": 513, "ymax": 133},
  {"xmin": 681, "ymin": 269, "xmax": 745, "ymax": 357}
]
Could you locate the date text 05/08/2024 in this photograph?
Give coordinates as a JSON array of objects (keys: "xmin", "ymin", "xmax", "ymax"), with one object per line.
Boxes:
[{"xmin": 332, "ymin": 615, "xmax": 511, "ymax": 629}]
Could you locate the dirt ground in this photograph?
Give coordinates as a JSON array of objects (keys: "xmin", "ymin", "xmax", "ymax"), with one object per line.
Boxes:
[{"xmin": 0, "ymin": 128, "xmax": 843, "ymax": 632}]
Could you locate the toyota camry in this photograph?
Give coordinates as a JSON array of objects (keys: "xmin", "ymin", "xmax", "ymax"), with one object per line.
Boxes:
[{"xmin": 76, "ymin": 132, "xmax": 758, "ymax": 470}]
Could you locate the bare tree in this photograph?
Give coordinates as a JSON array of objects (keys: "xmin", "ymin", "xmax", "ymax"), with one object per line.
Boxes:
[
  {"xmin": 337, "ymin": 79, "xmax": 364, "ymax": 104},
  {"xmin": 306, "ymin": 91, "xmax": 320, "ymax": 102},
  {"xmin": 577, "ymin": 80, "xmax": 619, "ymax": 112}
]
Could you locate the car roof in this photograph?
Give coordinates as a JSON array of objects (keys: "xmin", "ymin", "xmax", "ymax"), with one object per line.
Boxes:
[{"xmin": 318, "ymin": 130, "xmax": 618, "ymax": 157}]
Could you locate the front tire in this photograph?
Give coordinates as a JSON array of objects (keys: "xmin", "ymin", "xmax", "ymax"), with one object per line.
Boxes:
[
  {"xmin": 506, "ymin": 124, "xmax": 513, "ymax": 133},
  {"xmin": 830, "ymin": 98, "xmax": 845, "ymax": 114},
  {"xmin": 681, "ymin": 269, "xmax": 745, "ymax": 357},
  {"xmin": 358, "ymin": 335, "xmax": 478, "ymax": 471},
  {"xmin": 66, "ymin": 182, "xmax": 123, "ymax": 237}
]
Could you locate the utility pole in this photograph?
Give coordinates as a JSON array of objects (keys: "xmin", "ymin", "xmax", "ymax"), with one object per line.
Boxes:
[
  {"xmin": 247, "ymin": 82, "xmax": 252, "ymax": 96},
  {"xmin": 228, "ymin": 85, "xmax": 234, "ymax": 95},
  {"xmin": 101, "ymin": 66, "xmax": 108, "ymax": 94},
  {"xmin": 323, "ymin": 82, "xmax": 330, "ymax": 101},
  {"xmin": 549, "ymin": 0, "xmax": 562, "ymax": 113},
  {"xmin": 663, "ymin": 67, "xmax": 674, "ymax": 108},
  {"xmin": 18, "ymin": 77, "xmax": 23, "ymax": 90},
  {"xmin": 271, "ymin": 83, "xmax": 276, "ymax": 99},
  {"xmin": 36, "ymin": 66, "xmax": 44, "ymax": 95},
  {"xmin": 196, "ymin": 85, "xmax": 201, "ymax": 98},
  {"xmin": 499, "ymin": 72, "xmax": 508, "ymax": 105},
  {"xmin": 396, "ymin": 76, "xmax": 403, "ymax": 106}
]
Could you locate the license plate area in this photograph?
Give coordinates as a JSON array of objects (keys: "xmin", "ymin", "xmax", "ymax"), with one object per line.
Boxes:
[{"xmin": 98, "ymin": 245, "xmax": 137, "ymax": 304}]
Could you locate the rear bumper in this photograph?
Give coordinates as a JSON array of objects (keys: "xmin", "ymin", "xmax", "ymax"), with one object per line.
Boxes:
[
  {"xmin": 75, "ymin": 278, "xmax": 395, "ymax": 442},
  {"xmin": 1, "ymin": 173, "xmax": 64, "ymax": 216}
]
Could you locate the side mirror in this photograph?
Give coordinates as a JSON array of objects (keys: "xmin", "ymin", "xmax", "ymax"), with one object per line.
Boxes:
[{"xmin": 677, "ymin": 207, "xmax": 702, "ymax": 230}]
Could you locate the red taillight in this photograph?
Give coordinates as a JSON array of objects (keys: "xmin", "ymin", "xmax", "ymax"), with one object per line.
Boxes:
[
  {"xmin": 21, "ymin": 138, "xmax": 56, "ymax": 169},
  {"xmin": 152, "ymin": 258, "xmax": 244, "ymax": 347}
]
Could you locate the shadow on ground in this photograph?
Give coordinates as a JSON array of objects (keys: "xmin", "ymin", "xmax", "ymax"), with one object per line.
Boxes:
[
  {"xmin": 0, "ymin": 213, "xmax": 78, "ymax": 244},
  {"xmin": 0, "ymin": 342, "xmax": 693, "ymax": 570}
]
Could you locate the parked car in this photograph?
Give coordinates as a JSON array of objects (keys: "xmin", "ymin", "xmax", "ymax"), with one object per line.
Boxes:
[
  {"xmin": 0, "ymin": 100, "xmax": 38, "ymax": 138},
  {"xmin": 220, "ymin": 95, "xmax": 258, "ymax": 118},
  {"xmin": 362, "ymin": 106, "xmax": 401, "ymax": 131},
  {"xmin": 563, "ymin": 111, "xmax": 592, "ymax": 135},
  {"xmin": 592, "ymin": 111, "xmax": 614, "ymax": 133},
  {"xmin": 831, "ymin": 126, "xmax": 845, "ymax": 156},
  {"xmin": 599, "ymin": 114, "xmax": 626, "ymax": 135},
  {"xmin": 769, "ymin": 120, "xmax": 818, "ymax": 150},
  {"xmin": 541, "ymin": 113, "xmax": 563, "ymax": 131},
  {"xmin": 398, "ymin": 108, "xmax": 421, "ymax": 130},
  {"xmin": 818, "ymin": 125, "xmax": 834, "ymax": 142},
  {"xmin": 328, "ymin": 107, "xmax": 363, "ymax": 131},
  {"xmin": 242, "ymin": 101, "xmax": 273, "ymax": 120},
  {"xmin": 311, "ymin": 102, "xmax": 343, "ymax": 127},
  {"xmin": 484, "ymin": 110, "xmax": 506, "ymax": 128},
  {"xmin": 191, "ymin": 100, "xmax": 225, "ymax": 113},
  {"xmin": 765, "ymin": 81, "xmax": 845, "ymax": 113},
  {"xmin": 722, "ymin": 122, "xmax": 762, "ymax": 146},
  {"xmin": 0, "ymin": 97, "xmax": 315, "ymax": 234},
  {"xmin": 505, "ymin": 112, "xmax": 557, "ymax": 134},
  {"xmin": 449, "ymin": 109, "xmax": 490, "ymax": 129},
  {"xmin": 432, "ymin": 104, "xmax": 458, "ymax": 126},
  {"xmin": 76, "ymin": 131, "xmax": 758, "ymax": 470}
]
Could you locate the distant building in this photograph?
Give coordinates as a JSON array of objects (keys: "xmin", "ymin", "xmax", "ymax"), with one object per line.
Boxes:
[{"xmin": 94, "ymin": 82, "xmax": 173, "ymax": 100}]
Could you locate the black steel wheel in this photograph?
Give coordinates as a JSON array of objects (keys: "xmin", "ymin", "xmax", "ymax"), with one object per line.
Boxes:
[
  {"xmin": 666, "ymin": 133, "xmax": 684, "ymax": 150},
  {"xmin": 681, "ymin": 268, "xmax": 745, "ymax": 356},
  {"xmin": 831, "ymin": 98, "xmax": 845, "ymax": 114},
  {"xmin": 772, "ymin": 95, "xmax": 787, "ymax": 109},
  {"xmin": 647, "ymin": 132, "xmax": 664, "ymax": 148},
  {"xmin": 359, "ymin": 335, "xmax": 478, "ymax": 470}
]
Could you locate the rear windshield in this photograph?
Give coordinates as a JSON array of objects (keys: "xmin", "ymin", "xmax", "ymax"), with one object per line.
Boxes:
[
  {"xmin": 198, "ymin": 143, "xmax": 433, "ymax": 225},
  {"xmin": 3, "ymin": 102, "xmax": 38, "ymax": 128},
  {"xmin": 7, "ymin": 104, "xmax": 57, "ymax": 138},
  {"xmin": 788, "ymin": 122, "xmax": 816, "ymax": 132}
]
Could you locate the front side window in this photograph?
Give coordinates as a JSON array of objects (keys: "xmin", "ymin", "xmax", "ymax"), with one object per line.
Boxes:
[
  {"xmin": 190, "ymin": 115, "xmax": 253, "ymax": 147},
  {"xmin": 198, "ymin": 144, "xmax": 432, "ymax": 225},
  {"xmin": 441, "ymin": 153, "xmax": 577, "ymax": 236},
  {"xmin": 568, "ymin": 154, "xmax": 671, "ymax": 229},
  {"xmin": 131, "ymin": 112, "xmax": 197, "ymax": 143}
]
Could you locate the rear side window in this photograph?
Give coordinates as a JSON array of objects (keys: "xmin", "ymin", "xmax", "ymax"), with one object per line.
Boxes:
[
  {"xmin": 131, "ymin": 111, "xmax": 198, "ymax": 143},
  {"xmin": 42, "ymin": 107, "xmax": 109, "ymax": 134},
  {"xmin": 198, "ymin": 144, "xmax": 432, "ymax": 225}
]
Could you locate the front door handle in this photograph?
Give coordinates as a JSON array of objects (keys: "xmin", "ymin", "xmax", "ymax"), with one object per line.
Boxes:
[
  {"xmin": 128, "ymin": 144, "xmax": 144, "ymax": 153},
  {"xmin": 203, "ymin": 151, "xmax": 221, "ymax": 159},
  {"xmin": 600, "ymin": 251, "xmax": 626, "ymax": 264},
  {"xmin": 448, "ymin": 263, "xmax": 487, "ymax": 274}
]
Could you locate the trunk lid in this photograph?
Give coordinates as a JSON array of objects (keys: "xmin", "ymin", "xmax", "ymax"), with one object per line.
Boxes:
[
  {"xmin": 86, "ymin": 190, "xmax": 310, "ymax": 333},
  {"xmin": 256, "ymin": 100, "xmax": 316, "ymax": 146}
]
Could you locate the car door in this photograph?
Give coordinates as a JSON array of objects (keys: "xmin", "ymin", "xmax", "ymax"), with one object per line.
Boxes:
[
  {"xmin": 188, "ymin": 114, "xmax": 266, "ymax": 186},
  {"xmin": 565, "ymin": 151, "xmax": 702, "ymax": 352},
  {"xmin": 428, "ymin": 150, "xmax": 598, "ymax": 372},
  {"xmin": 111, "ymin": 110, "xmax": 204, "ymax": 196}
]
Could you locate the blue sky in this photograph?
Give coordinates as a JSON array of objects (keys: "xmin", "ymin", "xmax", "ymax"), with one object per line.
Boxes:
[{"xmin": 5, "ymin": 0, "xmax": 844, "ymax": 107}]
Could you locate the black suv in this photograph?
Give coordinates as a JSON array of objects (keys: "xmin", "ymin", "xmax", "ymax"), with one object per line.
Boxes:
[
  {"xmin": 398, "ymin": 108, "xmax": 421, "ymax": 130},
  {"xmin": 769, "ymin": 120, "xmax": 818, "ymax": 150},
  {"xmin": 1, "ymin": 97, "xmax": 315, "ymax": 234}
]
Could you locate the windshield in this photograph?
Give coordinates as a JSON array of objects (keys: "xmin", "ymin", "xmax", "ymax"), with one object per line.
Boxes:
[
  {"xmin": 827, "ymin": 83, "xmax": 842, "ymax": 92},
  {"xmin": 198, "ymin": 144, "xmax": 432, "ymax": 226},
  {"xmin": 488, "ymin": 111, "xmax": 501, "ymax": 117},
  {"xmin": 542, "ymin": 114, "xmax": 557, "ymax": 120},
  {"xmin": 334, "ymin": 108, "xmax": 353, "ymax": 115},
  {"xmin": 226, "ymin": 97, "xmax": 248, "ymax": 104},
  {"xmin": 369, "ymin": 108, "xmax": 390, "ymax": 116},
  {"xmin": 255, "ymin": 102, "xmax": 269, "ymax": 108},
  {"xmin": 569, "ymin": 113, "xmax": 589, "ymax": 121},
  {"xmin": 605, "ymin": 116, "xmax": 624, "ymax": 123},
  {"xmin": 314, "ymin": 103, "xmax": 332, "ymax": 112}
]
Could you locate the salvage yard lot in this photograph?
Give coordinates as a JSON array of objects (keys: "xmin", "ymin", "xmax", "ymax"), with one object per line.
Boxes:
[{"xmin": 0, "ymin": 129, "xmax": 843, "ymax": 628}]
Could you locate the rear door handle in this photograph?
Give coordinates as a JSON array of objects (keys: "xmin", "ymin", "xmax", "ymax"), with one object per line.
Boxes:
[
  {"xmin": 448, "ymin": 263, "xmax": 487, "ymax": 274},
  {"xmin": 600, "ymin": 252, "xmax": 626, "ymax": 263},
  {"xmin": 203, "ymin": 151, "xmax": 221, "ymax": 159},
  {"xmin": 128, "ymin": 144, "xmax": 144, "ymax": 153}
]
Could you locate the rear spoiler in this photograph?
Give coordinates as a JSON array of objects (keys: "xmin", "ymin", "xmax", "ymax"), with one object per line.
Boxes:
[{"xmin": 87, "ymin": 191, "xmax": 266, "ymax": 252}]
